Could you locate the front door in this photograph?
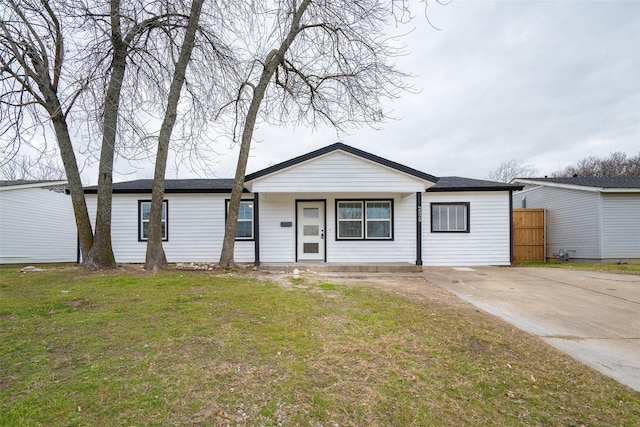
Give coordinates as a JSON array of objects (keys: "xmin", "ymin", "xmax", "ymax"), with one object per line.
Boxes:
[{"xmin": 297, "ymin": 201, "xmax": 325, "ymax": 261}]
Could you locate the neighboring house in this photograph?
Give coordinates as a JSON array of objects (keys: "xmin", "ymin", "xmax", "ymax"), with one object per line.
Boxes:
[
  {"xmin": 84, "ymin": 143, "xmax": 522, "ymax": 266},
  {"xmin": 0, "ymin": 180, "xmax": 77, "ymax": 264},
  {"xmin": 512, "ymin": 177, "xmax": 640, "ymax": 262}
]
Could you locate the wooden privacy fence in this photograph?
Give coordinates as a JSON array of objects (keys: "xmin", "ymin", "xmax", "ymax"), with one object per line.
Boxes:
[{"xmin": 513, "ymin": 208, "xmax": 545, "ymax": 262}]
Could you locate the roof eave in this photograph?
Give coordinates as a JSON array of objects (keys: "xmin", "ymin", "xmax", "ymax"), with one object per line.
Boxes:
[
  {"xmin": 83, "ymin": 188, "xmax": 246, "ymax": 194},
  {"xmin": 513, "ymin": 179, "xmax": 603, "ymax": 193},
  {"xmin": 601, "ymin": 188, "xmax": 640, "ymax": 193},
  {"xmin": 0, "ymin": 180, "xmax": 68, "ymax": 191},
  {"xmin": 427, "ymin": 185, "xmax": 522, "ymax": 192}
]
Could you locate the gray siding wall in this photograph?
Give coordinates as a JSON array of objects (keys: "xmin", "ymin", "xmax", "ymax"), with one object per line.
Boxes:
[
  {"xmin": 513, "ymin": 186, "xmax": 601, "ymax": 259},
  {"xmin": 601, "ymin": 193, "xmax": 640, "ymax": 259}
]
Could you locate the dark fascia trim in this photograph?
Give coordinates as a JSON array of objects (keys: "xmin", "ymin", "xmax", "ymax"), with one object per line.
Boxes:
[
  {"xmin": 426, "ymin": 186, "xmax": 523, "ymax": 193},
  {"xmin": 245, "ymin": 142, "xmax": 439, "ymax": 183},
  {"xmin": 84, "ymin": 188, "xmax": 249, "ymax": 194}
]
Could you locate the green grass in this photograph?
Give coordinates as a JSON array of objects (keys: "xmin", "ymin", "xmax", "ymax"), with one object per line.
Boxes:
[
  {"xmin": 516, "ymin": 261, "xmax": 640, "ymax": 275},
  {"xmin": 1, "ymin": 267, "xmax": 639, "ymax": 426}
]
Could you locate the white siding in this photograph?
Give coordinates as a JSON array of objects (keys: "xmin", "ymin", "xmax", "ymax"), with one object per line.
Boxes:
[
  {"xmin": 601, "ymin": 193, "xmax": 640, "ymax": 259},
  {"xmin": 423, "ymin": 192, "xmax": 512, "ymax": 266},
  {"xmin": 82, "ymin": 189, "xmax": 516, "ymax": 266},
  {"xmin": 248, "ymin": 151, "xmax": 431, "ymax": 193},
  {"xmin": 327, "ymin": 193, "xmax": 417, "ymax": 263},
  {"xmin": 513, "ymin": 186, "xmax": 601, "ymax": 259},
  {"xmin": 258, "ymin": 193, "xmax": 296, "ymax": 262},
  {"xmin": 85, "ymin": 193, "xmax": 254, "ymax": 264},
  {"xmin": 258, "ymin": 192, "xmax": 419, "ymax": 263},
  {"xmin": 0, "ymin": 187, "xmax": 76, "ymax": 263}
]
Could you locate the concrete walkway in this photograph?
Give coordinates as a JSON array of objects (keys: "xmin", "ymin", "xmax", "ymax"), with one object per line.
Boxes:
[{"xmin": 423, "ymin": 266, "xmax": 640, "ymax": 391}]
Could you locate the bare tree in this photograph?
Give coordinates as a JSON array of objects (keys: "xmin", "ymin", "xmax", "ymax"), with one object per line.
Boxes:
[
  {"xmin": 552, "ymin": 151, "xmax": 640, "ymax": 177},
  {"xmin": 83, "ymin": 0, "xmax": 181, "ymax": 268},
  {"xmin": 1, "ymin": 0, "xmax": 204, "ymax": 268},
  {"xmin": 1, "ymin": 0, "xmax": 95, "ymax": 262},
  {"xmin": 0, "ymin": 154, "xmax": 66, "ymax": 180},
  {"xmin": 487, "ymin": 159, "xmax": 539, "ymax": 183},
  {"xmin": 85, "ymin": 0, "xmax": 237, "ymax": 269},
  {"xmin": 82, "ymin": 0, "xmax": 137, "ymax": 269},
  {"xmin": 218, "ymin": 0, "xmax": 412, "ymax": 267},
  {"xmin": 144, "ymin": 0, "xmax": 204, "ymax": 271},
  {"xmin": 3, "ymin": 0, "xmax": 236, "ymax": 268}
]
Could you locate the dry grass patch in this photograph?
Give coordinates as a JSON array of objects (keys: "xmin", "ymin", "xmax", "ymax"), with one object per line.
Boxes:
[{"xmin": 0, "ymin": 267, "xmax": 638, "ymax": 426}]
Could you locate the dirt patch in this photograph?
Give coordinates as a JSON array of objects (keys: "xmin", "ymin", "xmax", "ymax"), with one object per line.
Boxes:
[
  {"xmin": 307, "ymin": 273, "xmax": 471, "ymax": 309},
  {"xmin": 251, "ymin": 271, "xmax": 483, "ymax": 322}
]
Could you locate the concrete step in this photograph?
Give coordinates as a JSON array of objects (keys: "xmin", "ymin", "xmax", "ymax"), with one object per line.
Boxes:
[{"xmin": 258, "ymin": 262, "xmax": 423, "ymax": 273}]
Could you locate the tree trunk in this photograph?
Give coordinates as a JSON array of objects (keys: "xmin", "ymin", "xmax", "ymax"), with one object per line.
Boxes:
[
  {"xmin": 85, "ymin": 0, "xmax": 126, "ymax": 269},
  {"xmin": 219, "ymin": 0, "xmax": 311, "ymax": 267},
  {"xmin": 22, "ymin": 23, "xmax": 93, "ymax": 263},
  {"xmin": 51, "ymin": 116, "xmax": 94, "ymax": 262},
  {"xmin": 145, "ymin": 0, "xmax": 204, "ymax": 271},
  {"xmin": 25, "ymin": 31, "xmax": 95, "ymax": 263}
]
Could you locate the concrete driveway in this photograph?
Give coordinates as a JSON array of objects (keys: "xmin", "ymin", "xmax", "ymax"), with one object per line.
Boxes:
[{"xmin": 423, "ymin": 266, "xmax": 640, "ymax": 391}]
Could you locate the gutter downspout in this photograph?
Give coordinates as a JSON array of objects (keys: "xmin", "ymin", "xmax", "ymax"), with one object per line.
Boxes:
[
  {"xmin": 253, "ymin": 192, "xmax": 260, "ymax": 267},
  {"xmin": 416, "ymin": 192, "xmax": 423, "ymax": 266},
  {"xmin": 509, "ymin": 190, "xmax": 514, "ymax": 264}
]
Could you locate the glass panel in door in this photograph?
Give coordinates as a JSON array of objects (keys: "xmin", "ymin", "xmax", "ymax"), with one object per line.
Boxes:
[{"xmin": 297, "ymin": 201, "xmax": 325, "ymax": 261}]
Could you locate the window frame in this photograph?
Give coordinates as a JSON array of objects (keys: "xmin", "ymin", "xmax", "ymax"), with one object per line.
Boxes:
[
  {"xmin": 430, "ymin": 202, "xmax": 470, "ymax": 233},
  {"xmin": 138, "ymin": 200, "xmax": 169, "ymax": 242},
  {"xmin": 335, "ymin": 199, "xmax": 394, "ymax": 241},
  {"xmin": 225, "ymin": 199, "xmax": 255, "ymax": 241}
]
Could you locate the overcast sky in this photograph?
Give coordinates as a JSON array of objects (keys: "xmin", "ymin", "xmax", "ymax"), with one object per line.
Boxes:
[{"xmin": 119, "ymin": 0, "xmax": 639, "ymax": 183}]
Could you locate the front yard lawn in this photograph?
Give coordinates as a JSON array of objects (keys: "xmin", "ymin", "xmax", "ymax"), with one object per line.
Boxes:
[{"xmin": 1, "ymin": 267, "xmax": 638, "ymax": 426}]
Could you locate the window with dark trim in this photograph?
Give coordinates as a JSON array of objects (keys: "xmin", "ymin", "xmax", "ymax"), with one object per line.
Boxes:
[
  {"xmin": 336, "ymin": 199, "xmax": 393, "ymax": 240},
  {"xmin": 431, "ymin": 202, "xmax": 469, "ymax": 233},
  {"xmin": 225, "ymin": 199, "xmax": 254, "ymax": 240},
  {"xmin": 138, "ymin": 200, "xmax": 168, "ymax": 241}
]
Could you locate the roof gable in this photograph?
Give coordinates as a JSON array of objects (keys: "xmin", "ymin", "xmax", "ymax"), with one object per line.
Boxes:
[
  {"xmin": 245, "ymin": 145, "xmax": 437, "ymax": 193},
  {"xmin": 245, "ymin": 142, "xmax": 438, "ymax": 183}
]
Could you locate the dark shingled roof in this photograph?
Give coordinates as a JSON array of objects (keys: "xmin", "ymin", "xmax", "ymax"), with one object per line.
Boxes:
[
  {"xmin": 87, "ymin": 176, "xmax": 519, "ymax": 194},
  {"xmin": 427, "ymin": 176, "xmax": 523, "ymax": 192},
  {"xmin": 84, "ymin": 179, "xmax": 240, "ymax": 193},
  {"xmin": 516, "ymin": 176, "xmax": 640, "ymax": 189},
  {"xmin": 245, "ymin": 142, "xmax": 439, "ymax": 183},
  {"xmin": 82, "ymin": 145, "xmax": 525, "ymax": 194}
]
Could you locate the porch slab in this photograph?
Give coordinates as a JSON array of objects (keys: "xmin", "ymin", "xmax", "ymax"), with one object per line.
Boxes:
[{"xmin": 258, "ymin": 262, "xmax": 423, "ymax": 273}]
